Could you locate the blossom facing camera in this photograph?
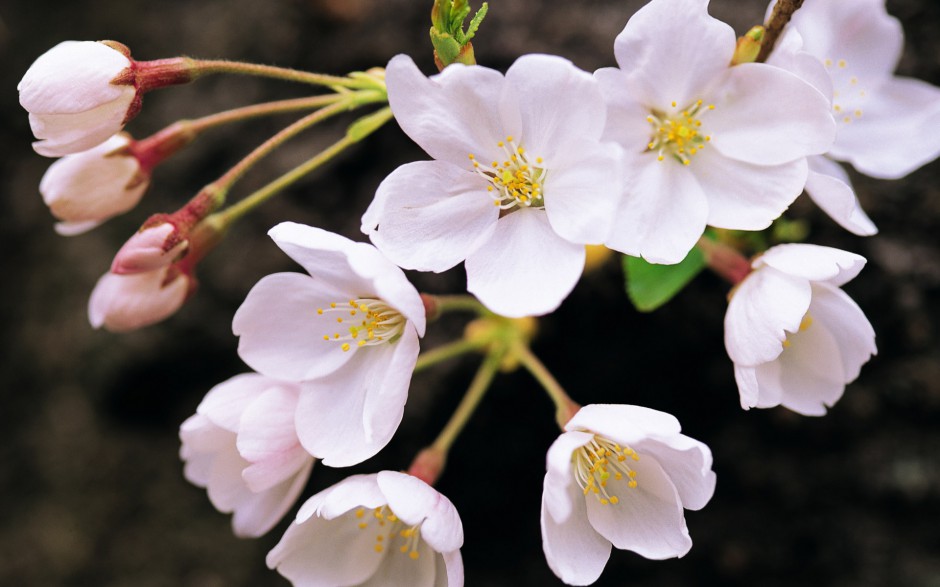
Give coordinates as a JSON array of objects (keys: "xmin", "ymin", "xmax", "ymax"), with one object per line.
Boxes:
[
  {"xmin": 39, "ymin": 134, "xmax": 149, "ymax": 235},
  {"xmin": 19, "ymin": 41, "xmax": 137, "ymax": 157},
  {"xmin": 267, "ymin": 471, "xmax": 464, "ymax": 587},
  {"xmin": 232, "ymin": 222, "xmax": 426, "ymax": 467},
  {"xmin": 724, "ymin": 244, "xmax": 877, "ymax": 416},
  {"xmin": 363, "ymin": 53, "xmax": 623, "ymax": 318},
  {"xmin": 87, "ymin": 266, "xmax": 192, "ymax": 332},
  {"xmin": 541, "ymin": 404, "xmax": 716, "ymax": 585},
  {"xmin": 111, "ymin": 222, "xmax": 189, "ymax": 274},
  {"xmin": 180, "ymin": 373, "xmax": 315, "ymax": 538},
  {"xmin": 595, "ymin": 0, "xmax": 836, "ymax": 264}
]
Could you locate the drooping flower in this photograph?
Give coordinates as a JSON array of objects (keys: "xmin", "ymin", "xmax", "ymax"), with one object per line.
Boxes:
[
  {"xmin": 766, "ymin": 0, "xmax": 940, "ymax": 236},
  {"xmin": 595, "ymin": 0, "xmax": 836, "ymax": 264},
  {"xmin": 39, "ymin": 134, "xmax": 149, "ymax": 235},
  {"xmin": 541, "ymin": 404, "xmax": 716, "ymax": 585},
  {"xmin": 362, "ymin": 53, "xmax": 623, "ymax": 318},
  {"xmin": 180, "ymin": 373, "xmax": 314, "ymax": 538},
  {"xmin": 724, "ymin": 244, "xmax": 877, "ymax": 416},
  {"xmin": 88, "ymin": 265, "xmax": 193, "ymax": 332},
  {"xmin": 267, "ymin": 471, "xmax": 464, "ymax": 587},
  {"xmin": 232, "ymin": 222, "xmax": 426, "ymax": 467}
]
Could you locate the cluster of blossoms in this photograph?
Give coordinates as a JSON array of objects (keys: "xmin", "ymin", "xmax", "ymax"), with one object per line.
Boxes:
[{"xmin": 19, "ymin": 0, "xmax": 939, "ymax": 584}]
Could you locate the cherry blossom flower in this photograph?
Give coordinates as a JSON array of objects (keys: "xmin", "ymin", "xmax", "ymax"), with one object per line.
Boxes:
[
  {"xmin": 180, "ymin": 373, "xmax": 314, "ymax": 538},
  {"xmin": 541, "ymin": 404, "xmax": 716, "ymax": 585},
  {"xmin": 88, "ymin": 265, "xmax": 192, "ymax": 332},
  {"xmin": 725, "ymin": 244, "xmax": 877, "ymax": 416},
  {"xmin": 595, "ymin": 0, "xmax": 836, "ymax": 264},
  {"xmin": 767, "ymin": 0, "xmax": 940, "ymax": 236},
  {"xmin": 362, "ymin": 53, "xmax": 622, "ymax": 317},
  {"xmin": 39, "ymin": 134, "xmax": 149, "ymax": 235},
  {"xmin": 111, "ymin": 222, "xmax": 189, "ymax": 274},
  {"xmin": 19, "ymin": 41, "xmax": 137, "ymax": 157},
  {"xmin": 267, "ymin": 471, "xmax": 464, "ymax": 587},
  {"xmin": 233, "ymin": 222, "xmax": 426, "ymax": 467}
]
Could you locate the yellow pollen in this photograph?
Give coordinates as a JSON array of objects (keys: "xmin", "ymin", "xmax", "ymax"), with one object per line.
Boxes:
[
  {"xmin": 341, "ymin": 343, "xmax": 351, "ymax": 352},
  {"xmin": 471, "ymin": 137, "xmax": 546, "ymax": 210},
  {"xmin": 573, "ymin": 436, "xmax": 641, "ymax": 506},
  {"xmin": 375, "ymin": 545, "xmax": 383, "ymax": 552},
  {"xmin": 647, "ymin": 99, "xmax": 713, "ymax": 166},
  {"xmin": 410, "ymin": 551, "xmax": 420, "ymax": 560},
  {"xmin": 316, "ymin": 308, "xmax": 324, "ymax": 315},
  {"xmin": 319, "ymin": 298, "xmax": 406, "ymax": 351}
]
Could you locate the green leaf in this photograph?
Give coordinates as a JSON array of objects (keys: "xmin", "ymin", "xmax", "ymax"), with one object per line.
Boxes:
[{"xmin": 623, "ymin": 248, "xmax": 706, "ymax": 312}]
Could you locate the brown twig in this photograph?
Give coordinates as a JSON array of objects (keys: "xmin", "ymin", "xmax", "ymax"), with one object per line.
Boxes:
[{"xmin": 756, "ymin": 0, "xmax": 804, "ymax": 63}]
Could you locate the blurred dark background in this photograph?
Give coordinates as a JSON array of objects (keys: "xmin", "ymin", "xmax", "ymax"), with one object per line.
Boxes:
[{"xmin": 1, "ymin": 0, "xmax": 939, "ymax": 585}]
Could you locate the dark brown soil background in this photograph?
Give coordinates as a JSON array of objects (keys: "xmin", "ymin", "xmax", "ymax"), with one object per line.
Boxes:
[{"xmin": 2, "ymin": 1, "xmax": 939, "ymax": 586}]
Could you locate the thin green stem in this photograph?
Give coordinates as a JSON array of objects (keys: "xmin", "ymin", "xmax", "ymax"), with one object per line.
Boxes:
[
  {"xmin": 213, "ymin": 107, "xmax": 393, "ymax": 227},
  {"xmin": 187, "ymin": 94, "xmax": 348, "ymax": 134},
  {"xmin": 431, "ymin": 295, "xmax": 491, "ymax": 316},
  {"xmin": 431, "ymin": 347, "xmax": 504, "ymax": 455},
  {"xmin": 513, "ymin": 342, "xmax": 580, "ymax": 429},
  {"xmin": 414, "ymin": 337, "xmax": 489, "ymax": 373},
  {"xmin": 191, "ymin": 59, "xmax": 381, "ymax": 90}
]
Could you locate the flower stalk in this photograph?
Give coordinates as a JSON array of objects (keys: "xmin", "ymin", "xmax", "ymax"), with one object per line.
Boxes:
[{"xmin": 756, "ymin": 0, "xmax": 805, "ymax": 63}]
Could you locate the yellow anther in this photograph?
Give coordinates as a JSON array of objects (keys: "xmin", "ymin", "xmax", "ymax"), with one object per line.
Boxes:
[
  {"xmin": 330, "ymin": 303, "xmax": 337, "ymax": 308},
  {"xmin": 400, "ymin": 545, "xmax": 408, "ymax": 553},
  {"xmin": 600, "ymin": 499, "xmax": 609, "ymax": 505},
  {"xmin": 783, "ymin": 340, "xmax": 792, "ymax": 349},
  {"xmin": 333, "ymin": 333, "xmax": 340, "ymax": 339},
  {"xmin": 838, "ymin": 59, "xmax": 847, "ymax": 68},
  {"xmin": 855, "ymin": 109, "xmax": 863, "ymax": 117},
  {"xmin": 628, "ymin": 480, "xmax": 638, "ymax": 488},
  {"xmin": 375, "ymin": 545, "xmax": 383, "ymax": 552},
  {"xmin": 358, "ymin": 522, "xmax": 368, "ymax": 529},
  {"xmin": 336, "ymin": 317, "xmax": 343, "ymax": 323},
  {"xmin": 497, "ymin": 141, "xmax": 504, "ymax": 147},
  {"xmin": 824, "ymin": 58, "xmax": 833, "ymax": 66},
  {"xmin": 409, "ymin": 551, "xmax": 420, "ymax": 560},
  {"xmin": 341, "ymin": 343, "xmax": 351, "ymax": 352},
  {"xmin": 506, "ymin": 136, "xmax": 514, "ymax": 142},
  {"xmin": 610, "ymin": 496, "xmax": 620, "ymax": 504},
  {"xmin": 671, "ymin": 101, "xmax": 677, "ymax": 107},
  {"xmin": 322, "ymin": 335, "xmax": 330, "ymax": 341},
  {"xmin": 356, "ymin": 509, "xmax": 365, "ymax": 518},
  {"xmin": 316, "ymin": 308, "xmax": 324, "ymax": 315},
  {"xmin": 468, "ymin": 154, "xmax": 475, "ymax": 159},
  {"xmin": 358, "ymin": 340, "xmax": 366, "ymax": 347}
]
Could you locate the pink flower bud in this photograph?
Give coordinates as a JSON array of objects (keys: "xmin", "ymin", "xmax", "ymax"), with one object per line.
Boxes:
[
  {"xmin": 19, "ymin": 41, "xmax": 137, "ymax": 157},
  {"xmin": 111, "ymin": 222, "xmax": 189, "ymax": 274},
  {"xmin": 39, "ymin": 134, "xmax": 149, "ymax": 235},
  {"xmin": 88, "ymin": 267, "xmax": 192, "ymax": 332}
]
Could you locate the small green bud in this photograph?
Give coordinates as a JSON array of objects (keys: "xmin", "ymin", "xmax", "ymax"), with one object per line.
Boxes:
[
  {"xmin": 731, "ymin": 25, "xmax": 765, "ymax": 65},
  {"xmin": 429, "ymin": 0, "xmax": 488, "ymax": 70}
]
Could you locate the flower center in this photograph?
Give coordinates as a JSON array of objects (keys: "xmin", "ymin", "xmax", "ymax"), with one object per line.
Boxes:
[
  {"xmin": 782, "ymin": 313, "xmax": 813, "ymax": 349},
  {"xmin": 572, "ymin": 435, "xmax": 640, "ymax": 506},
  {"xmin": 468, "ymin": 136, "xmax": 547, "ymax": 210},
  {"xmin": 646, "ymin": 99, "xmax": 714, "ymax": 166},
  {"xmin": 354, "ymin": 506, "xmax": 423, "ymax": 560},
  {"xmin": 317, "ymin": 298, "xmax": 405, "ymax": 352},
  {"xmin": 824, "ymin": 58, "xmax": 867, "ymax": 126}
]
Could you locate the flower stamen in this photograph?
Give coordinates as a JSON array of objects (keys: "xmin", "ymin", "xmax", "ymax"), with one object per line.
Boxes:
[
  {"xmin": 469, "ymin": 136, "xmax": 547, "ymax": 211},
  {"xmin": 355, "ymin": 506, "xmax": 422, "ymax": 560},
  {"xmin": 316, "ymin": 298, "xmax": 405, "ymax": 351},
  {"xmin": 646, "ymin": 99, "xmax": 714, "ymax": 166},
  {"xmin": 573, "ymin": 436, "xmax": 640, "ymax": 506}
]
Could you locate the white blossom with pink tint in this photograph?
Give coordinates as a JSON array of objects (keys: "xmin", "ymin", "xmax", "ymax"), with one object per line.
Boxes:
[
  {"xmin": 267, "ymin": 471, "xmax": 464, "ymax": 587},
  {"xmin": 541, "ymin": 404, "xmax": 715, "ymax": 585},
  {"xmin": 39, "ymin": 133, "xmax": 149, "ymax": 235},
  {"xmin": 233, "ymin": 222, "xmax": 426, "ymax": 467},
  {"xmin": 111, "ymin": 222, "xmax": 188, "ymax": 274},
  {"xmin": 87, "ymin": 266, "xmax": 191, "ymax": 332},
  {"xmin": 180, "ymin": 372, "xmax": 314, "ymax": 538},
  {"xmin": 725, "ymin": 244, "xmax": 877, "ymax": 415},
  {"xmin": 18, "ymin": 41, "xmax": 136, "ymax": 157}
]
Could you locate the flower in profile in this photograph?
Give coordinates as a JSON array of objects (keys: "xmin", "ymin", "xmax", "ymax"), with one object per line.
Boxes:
[
  {"xmin": 362, "ymin": 53, "xmax": 622, "ymax": 318},
  {"xmin": 19, "ymin": 41, "xmax": 137, "ymax": 157},
  {"xmin": 541, "ymin": 404, "xmax": 716, "ymax": 585},
  {"xmin": 233, "ymin": 222, "xmax": 426, "ymax": 467},
  {"xmin": 766, "ymin": 0, "xmax": 940, "ymax": 236},
  {"xmin": 595, "ymin": 0, "xmax": 835, "ymax": 264},
  {"xmin": 39, "ymin": 134, "xmax": 149, "ymax": 235},
  {"xmin": 88, "ymin": 265, "xmax": 193, "ymax": 332},
  {"xmin": 180, "ymin": 373, "xmax": 314, "ymax": 538},
  {"xmin": 267, "ymin": 471, "xmax": 464, "ymax": 587},
  {"xmin": 724, "ymin": 244, "xmax": 877, "ymax": 415}
]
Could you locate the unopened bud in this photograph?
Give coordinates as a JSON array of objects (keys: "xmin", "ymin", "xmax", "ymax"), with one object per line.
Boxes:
[
  {"xmin": 111, "ymin": 222, "xmax": 188, "ymax": 274},
  {"xmin": 88, "ymin": 266, "xmax": 193, "ymax": 332},
  {"xmin": 731, "ymin": 26, "xmax": 765, "ymax": 66}
]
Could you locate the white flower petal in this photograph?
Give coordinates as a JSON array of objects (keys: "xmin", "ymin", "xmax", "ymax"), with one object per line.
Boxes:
[
  {"xmin": 438, "ymin": 550, "xmax": 464, "ymax": 587},
  {"xmin": 605, "ymin": 156, "xmax": 708, "ymax": 264},
  {"xmin": 377, "ymin": 471, "xmax": 464, "ymax": 553},
  {"xmin": 804, "ymin": 156, "xmax": 878, "ymax": 236},
  {"xmin": 612, "ymin": 0, "xmax": 735, "ymax": 108},
  {"xmin": 233, "ymin": 272, "xmax": 356, "ymax": 381},
  {"xmin": 566, "ymin": 404, "xmax": 682, "ymax": 444},
  {"xmin": 198, "ymin": 372, "xmax": 272, "ymax": 432},
  {"xmin": 465, "ymin": 210, "xmax": 585, "ymax": 317},
  {"xmin": 756, "ymin": 243, "xmax": 866, "ymax": 286},
  {"xmin": 695, "ymin": 148, "xmax": 806, "ymax": 231},
  {"xmin": 385, "ymin": 54, "xmax": 507, "ymax": 168},
  {"xmin": 540, "ymin": 477, "xmax": 612, "ymax": 586},
  {"xmin": 809, "ymin": 283, "xmax": 877, "ymax": 382},
  {"xmin": 706, "ymin": 63, "xmax": 835, "ymax": 165},
  {"xmin": 765, "ymin": 29, "xmax": 834, "ymax": 98},
  {"xmin": 635, "ymin": 434, "xmax": 716, "ymax": 511},
  {"xmin": 830, "ymin": 76, "xmax": 940, "ymax": 179},
  {"xmin": 733, "ymin": 364, "xmax": 763, "ymax": 410},
  {"xmin": 543, "ymin": 430, "xmax": 595, "ymax": 523},
  {"xmin": 358, "ymin": 536, "xmax": 437, "ymax": 587},
  {"xmin": 315, "ymin": 474, "xmax": 386, "ymax": 520},
  {"xmin": 19, "ymin": 41, "xmax": 132, "ymax": 113},
  {"xmin": 231, "ymin": 459, "xmax": 314, "ymax": 538},
  {"xmin": 584, "ymin": 454, "xmax": 691, "ymax": 559},
  {"xmin": 363, "ymin": 161, "xmax": 498, "ymax": 272},
  {"xmin": 238, "ymin": 387, "xmax": 310, "ymax": 493},
  {"xmin": 724, "ymin": 267, "xmax": 811, "ymax": 366},
  {"xmin": 30, "ymin": 101, "xmax": 132, "ymax": 157}
]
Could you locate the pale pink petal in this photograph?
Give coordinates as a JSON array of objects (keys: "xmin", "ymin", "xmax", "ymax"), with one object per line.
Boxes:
[
  {"xmin": 385, "ymin": 54, "xmax": 507, "ymax": 168},
  {"xmin": 695, "ymin": 148, "xmax": 806, "ymax": 230},
  {"xmin": 233, "ymin": 272, "xmax": 356, "ymax": 381},
  {"xmin": 612, "ymin": 0, "xmax": 735, "ymax": 108},
  {"xmin": 198, "ymin": 372, "xmax": 272, "ymax": 432},
  {"xmin": 706, "ymin": 63, "xmax": 835, "ymax": 165},
  {"xmin": 724, "ymin": 268, "xmax": 811, "ymax": 366},
  {"xmin": 804, "ymin": 156, "xmax": 877, "ymax": 236},
  {"xmin": 755, "ymin": 243, "xmax": 866, "ymax": 286},
  {"xmin": 765, "ymin": 28, "xmax": 833, "ymax": 98},
  {"xmin": 87, "ymin": 268, "xmax": 189, "ymax": 332},
  {"xmin": 567, "ymin": 404, "xmax": 682, "ymax": 444},
  {"xmin": 544, "ymin": 431, "xmax": 595, "ymax": 523},
  {"xmin": 465, "ymin": 210, "xmax": 585, "ymax": 317},
  {"xmin": 314, "ymin": 474, "xmax": 386, "ymax": 520},
  {"xmin": 830, "ymin": 77, "xmax": 940, "ymax": 179},
  {"xmin": 363, "ymin": 161, "xmax": 498, "ymax": 272},
  {"xmin": 809, "ymin": 283, "xmax": 877, "ymax": 382},
  {"xmin": 55, "ymin": 220, "xmax": 101, "ymax": 235},
  {"xmin": 378, "ymin": 471, "xmax": 463, "ymax": 553},
  {"xmin": 358, "ymin": 536, "xmax": 436, "ymax": 587},
  {"xmin": 595, "ymin": 67, "xmax": 654, "ymax": 151},
  {"xmin": 541, "ymin": 477, "xmax": 611, "ymax": 586},
  {"xmin": 635, "ymin": 434, "xmax": 715, "ymax": 511},
  {"xmin": 232, "ymin": 459, "xmax": 314, "ymax": 538},
  {"xmin": 584, "ymin": 455, "xmax": 691, "ymax": 559},
  {"xmin": 237, "ymin": 387, "xmax": 310, "ymax": 493},
  {"xmin": 438, "ymin": 550, "xmax": 464, "ymax": 587},
  {"xmin": 605, "ymin": 155, "xmax": 708, "ymax": 264},
  {"xmin": 30, "ymin": 102, "xmax": 132, "ymax": 157},
  {"xmin": 502, "ymin": 54, "xmax": 606, "ymax": 159}
]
